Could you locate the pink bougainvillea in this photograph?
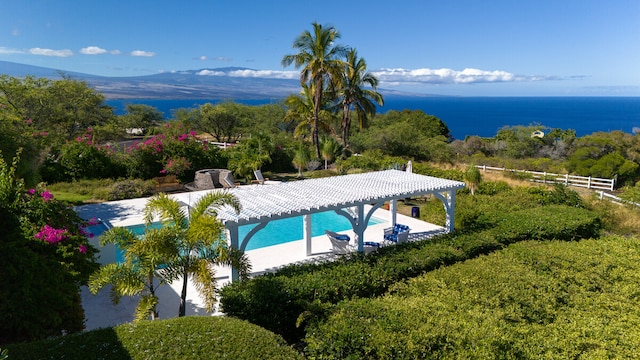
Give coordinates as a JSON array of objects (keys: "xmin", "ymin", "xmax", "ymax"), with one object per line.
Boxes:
[
  {"xmin": 78, "ymin": 245, "xmax": 88, "ymax": 254},
  {"xmin": 41, "ymin": 190, "xmax": 54, "ymax": 202},
  {"xmin": 34, "ymin": 225, "xmax": 68, "ymax": 244}
]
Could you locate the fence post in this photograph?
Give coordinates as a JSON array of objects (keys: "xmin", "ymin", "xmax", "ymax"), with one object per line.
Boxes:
[
  {"xmin": 565, "ymin": 174, "xmax": 569, "ymax": 185},
  {"xmin": 587, "ymin": 176, "xmax": 592, "ymax": 189},
  {"xmin": 543, "ymin": 172, "xmax": 547, "ymax": 184}
]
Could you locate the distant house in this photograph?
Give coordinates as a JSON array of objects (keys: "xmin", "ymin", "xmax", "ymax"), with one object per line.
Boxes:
[{"xmin": 531, "ymin": 130, "xmax": 544, "ymax": 138}]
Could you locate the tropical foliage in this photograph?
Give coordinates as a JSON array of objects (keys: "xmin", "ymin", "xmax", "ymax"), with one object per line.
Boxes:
[{"xmin": 0, "ymin": 152, "xmax": 98, "ymax": 344}]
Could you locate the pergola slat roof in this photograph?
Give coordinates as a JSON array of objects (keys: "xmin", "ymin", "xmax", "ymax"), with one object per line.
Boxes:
[{"xmin": 210, "ymin": 169, "xmax": 465, "ymax": 226}]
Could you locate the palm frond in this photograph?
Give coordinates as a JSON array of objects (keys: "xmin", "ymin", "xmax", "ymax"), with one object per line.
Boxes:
[{"xmin": 135, "ymin": 294, "xmax": 159, "ymax": 322}]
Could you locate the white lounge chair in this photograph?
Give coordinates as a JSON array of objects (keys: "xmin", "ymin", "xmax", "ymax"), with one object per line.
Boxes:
[
  {"xmin": 251, "ymin": 169, "xmax": 268, "ymax": 185},
  {"xmin": 326, "ymin": 230, "xmax": 354, "ymax": 255}
]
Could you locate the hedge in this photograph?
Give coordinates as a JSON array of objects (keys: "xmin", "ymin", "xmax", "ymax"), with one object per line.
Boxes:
[
  {"xmin": 220, "ymin": 205, "xmax": 601, "ymax": 343},
  {"xmin": 6, "ymin": 316, "xmax": 302, "ymax": 360},
  {"xmin": 304, "ymin": 235, "xmax": 640, "ymax": 359}
]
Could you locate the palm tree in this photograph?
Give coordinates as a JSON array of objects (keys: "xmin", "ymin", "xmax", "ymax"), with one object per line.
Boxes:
[
  {"xmin": 228, "ymin": 133, "xmax": 273, "ymax": 182},
  {"xmin": 282, "ymin": 22, "xmax": 348, "ymax": 159},
  {"xmin": 464, "ymin": 163, "xmax": 482, "ymax": 195},
  {"xmin": 338, "ymin": 48, "xmax": 384, "ymax": 148},
  {"xmin": 143, "ymin": 192, "xmax": 251, "ymax": 317},
  {"xmin": 284, "ymin": 84, "xmax": 335, "ymax": 143},
  {"xmin": 321, "ymin": 136, "xmax": 341, "ymax": 169},
  {"xmin": 88, "ymin": 226, "xmax": 179, "ymax": 321},
  {"xmin": 292, "ymin": 142, "xmax": 311, "ymax": 178}
]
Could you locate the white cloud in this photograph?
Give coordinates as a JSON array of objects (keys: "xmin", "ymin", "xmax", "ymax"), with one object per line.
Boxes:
[
  {"xmin": 130, "ymin": 50, "xmax": 156, "ymax": 57},
  {"xmin": 197, "ymin": 69, "xmax": 298, "ymax": 79},
  {"xmin": 29, "ymin": 48, "xmax": 73, "ymax": 57},
  {"xmin": 110, "ymin": 49, "xmax": 121, "ymax": 55},
  {"xmin": 199, "ymin": 55, "xmax": 208, "ymax": 61},
  {"xmin": 0, "ymin": 47, "xmax": 23, "ymax": 55},
  {"xmin": 371, "ymin": 67, "xmax": 548, "ymax": 84},
  {"xmin": 80, "ymin": 46, "xmax": 107, "ymax": 55},
  {"xmin": 197, "ymin": 70, "xmax": 227, "ymax": 76}
]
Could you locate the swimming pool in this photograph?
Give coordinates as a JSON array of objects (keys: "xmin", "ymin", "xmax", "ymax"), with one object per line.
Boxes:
[{"xmin": 87, "ymin": 210, "xmax": 383, "ymax": 261}]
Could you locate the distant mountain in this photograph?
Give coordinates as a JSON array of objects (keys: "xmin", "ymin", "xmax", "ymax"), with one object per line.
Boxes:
[
  {"xmin": 0, "ymin": 60, "xmax": 423, "ymax": 100},
  {"xmin": 0, "ymin": 61, "xmax": 303, "ymax": 100}
]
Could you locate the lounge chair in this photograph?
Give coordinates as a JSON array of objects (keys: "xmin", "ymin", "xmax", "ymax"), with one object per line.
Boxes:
[
  {"xmin": 326, "ymin": 230, "xmax": 381, "ymax": 255},
  {"xmin": 326, "ymin": 230, "xmax": 354, "ymax": 255},
  {"xmin": 251, "ymin": 169, "xmax": 268, "ymax": 185},
  {"xmin": 222, "ymin": 172, "xmax": 238, "ymax": 188}
]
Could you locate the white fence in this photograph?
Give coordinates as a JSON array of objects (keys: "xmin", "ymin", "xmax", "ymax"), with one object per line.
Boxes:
[{"xmin": 475, "ymin": 165, "xmax": 616, "ymax": 191}]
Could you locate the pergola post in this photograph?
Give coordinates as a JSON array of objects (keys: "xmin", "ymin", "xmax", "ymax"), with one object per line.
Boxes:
[
  {"xmin": 445, "ymin": 190, "xmax": 456, "ymax": 232},
  {"xmin": 227, "ymin": 224, "xmax": 240, "ymax": 281},
  {"xmin": 303, "ymin": 214, "xmax": 312, "ymax": 256},
  {"xmin": 389, "ymin": 199, "xmax": 398, "ymax": 227},
  {"xmin": 354, "ymin": 203, "xmax": 366, "ymax": 253}
]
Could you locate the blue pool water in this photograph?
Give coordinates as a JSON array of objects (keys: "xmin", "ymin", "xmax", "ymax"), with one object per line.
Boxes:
[{"xmin": 88, "ymin": 210, "xmax": 383, "ymax": 262}]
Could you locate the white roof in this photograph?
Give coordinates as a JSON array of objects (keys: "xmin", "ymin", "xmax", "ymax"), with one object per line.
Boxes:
[{"xmin": 212, "ymin": 169, "xmax": 465, "ymax": 226}]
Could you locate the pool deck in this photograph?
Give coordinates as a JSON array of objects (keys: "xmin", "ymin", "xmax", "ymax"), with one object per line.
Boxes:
[{"xmin": 80, "ymin": 205, "xmax": 445, "ymax": 331}]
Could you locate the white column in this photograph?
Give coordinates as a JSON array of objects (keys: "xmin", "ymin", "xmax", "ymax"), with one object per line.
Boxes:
[
  {"xmin": 227, "ymin": 224, "xmax": 240, "ymax": 282},
  {"xmin": 303, "ymin": 214, "xmax": 312, "ymax": 256},
  {"xmin": 389, "ymin": 199, "xmax": 398, "ymax": 227}
]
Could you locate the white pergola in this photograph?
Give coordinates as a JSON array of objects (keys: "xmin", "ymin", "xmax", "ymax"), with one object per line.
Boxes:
[{"xmin": 176, "ymin": 169, "xmax": 465, "ymax": 280}]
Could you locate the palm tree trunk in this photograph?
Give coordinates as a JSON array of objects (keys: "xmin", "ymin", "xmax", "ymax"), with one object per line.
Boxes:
[
  {"xmin": 341, "ymin": 102, "xmax": 350, "ymax": 147},
  {"xmin": 179, "ymin": 270, "xmax": 188, "ymax": 317},
  {"xmin": 149, "ymin": 275, "xmax": 158, "ymax": 320},
  {"xmin": 313, "ymin": 77, "xmax": 323, "ymax": 159}
]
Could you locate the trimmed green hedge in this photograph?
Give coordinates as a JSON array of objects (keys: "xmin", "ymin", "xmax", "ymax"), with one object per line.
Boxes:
[
  {"xmin": 304, "ymin": 236, "xmax": 640, "ymax": 359},
  {"xmin": 220, "ymin": 205, "xmax": 601, "ymax": 343},
  {"xmin": 6, "ymin": 316, "xmax": 302, "ymax": 360}
]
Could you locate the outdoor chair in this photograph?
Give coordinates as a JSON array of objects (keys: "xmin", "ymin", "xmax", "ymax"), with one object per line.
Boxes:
[
  {"xmin": 251, "ymin": 169, "xmax": 269, "ymax": 185},
  {"xmin": 383, "ymin": 223, "xmax": 410, "ymax": 244},
  {"xmin": 326, "ymin": 230, "xmax": 354, "ymax": 255},
  {"xmin": 326, "ymin": 230, "xmax": 381, "ymax": 255}
]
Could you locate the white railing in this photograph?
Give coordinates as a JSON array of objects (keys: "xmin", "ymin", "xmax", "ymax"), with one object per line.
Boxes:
[
  {"xmin": 597, "ymin": 191, "xmax": 640, "ymax": 207},
  {"xmin": 475, "ymin": 165, "xmax": 616, "ymax": 191}
]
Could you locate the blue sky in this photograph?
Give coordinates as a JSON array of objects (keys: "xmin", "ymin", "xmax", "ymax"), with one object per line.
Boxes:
[{"xmin": 1, "ymin": 0, "xmax": 639, "ymax": 96}]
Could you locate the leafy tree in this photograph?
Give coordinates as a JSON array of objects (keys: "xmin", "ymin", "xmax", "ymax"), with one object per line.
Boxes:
[
  {"xmin": 0, "ymin": 75, "xmax": 114, "ymax": 142},
  {"xmin": 351, "ymin": 110, "xmax": 452, "ymax": 161},
  {"xmin": 198, "ymin": 102, "xmax": 242, "ymax": 143},
  {"xmin": 120, "ymin": 104, "xmax": 164, "ymax": 136},
  {"xmin": 337, "ymin": 48, "xmax": 383, "ymax": 147},
  {"xmin": 144, "ymin": 192, "xmax": 250, "ymax": 317},
  {"xmin": 282, "ymin": 22, "xmax": 348, "ymax": 159}
]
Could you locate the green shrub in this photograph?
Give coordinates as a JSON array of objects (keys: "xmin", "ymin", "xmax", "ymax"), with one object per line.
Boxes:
[
  {"xmin": 6, "ymin": 316, "xmax": 302, "ymax": 360},
  {"xmin": 107, "ymin": 178, "xmax": 155, "ymax": 200},
  {"xmin": 221, "ymin": 205, "xmax": 601, "ymax": 344},
  {"xmin": 304, "ymin": 236, "xmax": 640, "ymax": 359}
]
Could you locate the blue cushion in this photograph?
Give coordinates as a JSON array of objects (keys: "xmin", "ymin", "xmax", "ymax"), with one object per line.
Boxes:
[
  {"xmin": 335, "ymin": 234, "xmax": 350, "ymax": 241},
  {"xmin": 364, "ymin": 241, "xmax": 381, "ymax": 248},
  {"xmin": 384, "ymin": 233, "xmax": 398, "ymax": 242},
  {"xmin": 394, "ymin": 224, "xmax": 409, "ymax": 232}
]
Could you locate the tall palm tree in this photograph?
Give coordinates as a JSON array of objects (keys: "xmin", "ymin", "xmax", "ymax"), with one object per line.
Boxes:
[
  {"xmin": 144, "ymin": 192, "xmax": 251, "ymax": 317},
  {"xmin": 338, "ymin": 48, "xmax": 384, "ymax": 148},
  {"xmin": 88, "ymin": 226, "xmax": 179, "ymax": 321},
  {"xmin": 282, "ymin": 22, "xmax": 348, "ymax": 159}
]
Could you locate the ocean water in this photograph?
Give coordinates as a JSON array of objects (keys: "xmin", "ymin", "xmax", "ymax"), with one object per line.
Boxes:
[{"xmin": 106, "ymin": 96, "xmax": 640, "ymax": 140}]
